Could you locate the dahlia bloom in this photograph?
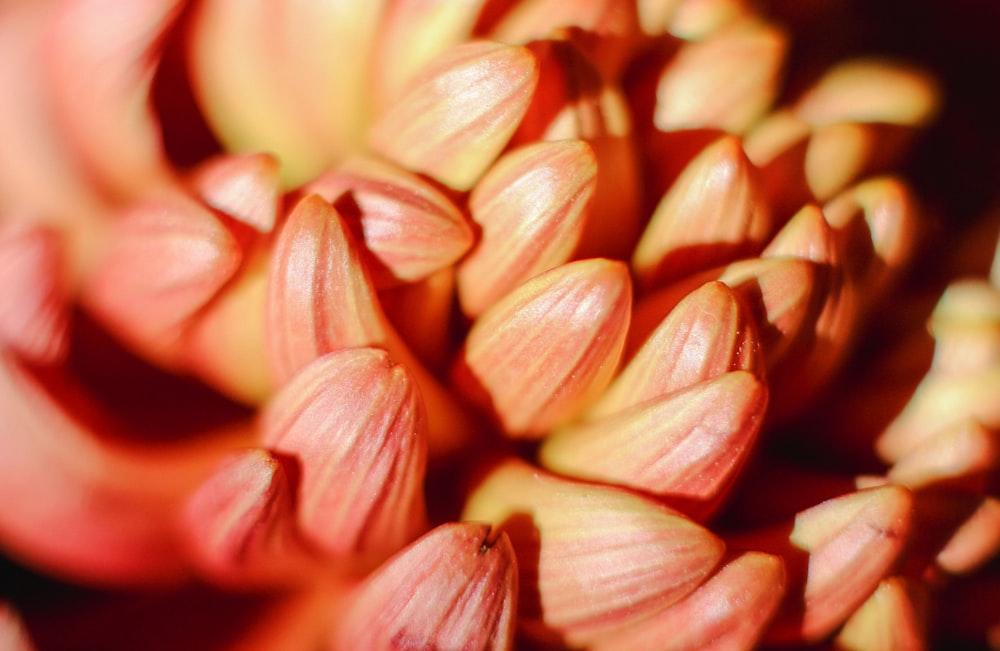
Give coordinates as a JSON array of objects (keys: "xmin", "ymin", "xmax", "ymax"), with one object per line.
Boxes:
[{"xmin": 1, "ymin": 1, "xmax": 998, "ymax": 650}]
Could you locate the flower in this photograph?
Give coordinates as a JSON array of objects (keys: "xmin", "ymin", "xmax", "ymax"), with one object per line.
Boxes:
[{"xmin": 1, "ymin": 1, "xmax": 999, "ymax": 650}]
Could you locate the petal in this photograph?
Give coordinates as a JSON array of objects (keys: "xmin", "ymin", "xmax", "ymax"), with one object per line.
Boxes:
[
  {"xmin": 458, "ymin": 139, "xmax": 596, "ymax": 316},
  {"xmin": 370, "ymin": 40, "xmax": 539, "ymax": 190},
  {"xmin": 332, "ymin": 522, "xmax": 518, "ymax": 651},
  {"xmin": 594, "ymin": 280, "xmax": 761, "ymax": 418},
  {"xmin": 453, "ymin": 259, "xmax": 632, "ymax": 437},
  {"xmin": 259, "ymin": 348, "xmax": 428, "ymax": 561},
  {"xmin": 633, "ymin": 135, "xmax": 772, "ymax": 288},
  {"xmin": 303, "ymin": 156, "xmax": 473, "ymax": 287},
  {"xmin": 541, "ymin": 371, "xmax": 768, "ymax": 519},
  {"xmin": 0, "ymin": 221, "xmax": 71, "ymax": 364},
  {"xmin": 462, "ymin": 459, "xmax": 726, "ymax": 647}
]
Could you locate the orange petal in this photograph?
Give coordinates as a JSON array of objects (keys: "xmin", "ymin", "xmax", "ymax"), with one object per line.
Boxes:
[
  {"xmin": 180, "ymin": 449, "xmax": 309, "ymax": 587},
  {"xmin": 44, "ymin": 0, "xmax": 180, "ymax": 200},
  {"xmin": 935, "ymin": 496, "xmax": 1000, "ymax": 577},
  {"xmin": 632, "ymin": 135, "xmax": 772, "ymax": 288},
  {"xmin": 303, "ymin": 156, "xmax": 473, "ymax": 287},
  {"xmin": 370, "ymin": 40, "xmax": 539, "ymax": 190},
  {"xmin": 0, "ymin": 349, "xmax": 240, "ymax": 585},
  {"xmin": 264, "ymin": 195, "xmax": 386, "ymax": 386},
  {"xmin": 372, "ymin": 0, "xmax": 490, "ymax": 111},
  {"xmin": 590, "ymin": 551, "xmax": 786, "ymax": 651},
  {"xmin": 823, "ymin": 176, "xmax": 920, "ymax": 307},
  {"xmin": 82, "ymin": 193, "xmax": 244, "ymax": 363},
  {"xmin": 793, "ymin": 58, "xmax": 940, "ymax": 128},
  {"xmin": 835, "ymin": 577, "xmax": 928, "ymax": 651},
  {"xmin": 190, "ymin": 152, "xmax": 281, "ymax": 233},
  {"xmin": 453, "ymin": 258, "xmax": 632, "ymax": 438},
  {"xmin": 654, "ymin": 18, "xmax": 786, "ymax": 134},
  {"xmin": 733, "ymin": 485, "xmax": 914, "ymax": 644},
  {"xmin": 259, "ymin": 348, "xmax": 427, "ymax": 562},
  {"xmin": 462, "ymin": 459, "xmax": 726, "ymax": 647},
  {"xmin": 458, "ymin": 139, "xmax": 596, "ymax": 316},
  {"xmin": 0, "ymin": 221, "xmax": 70, "ymax": 364},
  {"xmin": 540, "ymin": 371, "xmax": 767, "ymax": 519},
  {"xmin": 595, "ymin": 280, "xmax": 761, "ymax": 418},
  {"xmin": 632, "ymin": 256, "xmax": 819, "ymax": 370},
  {"xmin": 264, "ymin": 196, "xmax": 473, "ymax": 457},
  {"xmin": 331, "ymin": 522, "xmax": 517, "ymax": 651},
  {"xmin": 512, "ymin": 39, "xmax": 643, "ymax": 259}
]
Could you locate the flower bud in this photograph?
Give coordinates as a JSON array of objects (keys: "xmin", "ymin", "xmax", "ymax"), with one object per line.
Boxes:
[
  {"xmin": 265, "ymin": 195, "xmax": 385, "ymax": 385},
  {"xmin": 180, "ymin": 449, "xmax": 308, "ymax": 587},
  {"xmin": 835, "ymin": 577, "xmax": 928, "ymax": 651},
  {"xmin": 732, "ymin": 485, "xmax": 914, "ymax": 644},
  {"xmin": 794, "ymin": 58, "xmax": 940, "ymax": 129},
  {"xmin": 632, "ymin": 256, "xmax": 820, "ymax": 370}
]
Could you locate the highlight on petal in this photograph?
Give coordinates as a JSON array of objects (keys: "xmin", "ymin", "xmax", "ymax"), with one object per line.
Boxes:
[
  {"xmin": 593, "ymin": 280, "xmax": 761, "ymax": 419},
  {"xmin": 488, "ymin": 0, "xmax": 640, "ymax": 57},
  {"xmin": 639, "ymin": 0, "xmax": 749, "ymax": 38},
  {"xmin": 794, "ymin": 58, "xmax": 941, "ymax": 128},
  {"xmin": 370, "ymin": 40, "xmax": 539, "ymax": 190},
  {"xmin": 654, "ymin": 18, "xmax": 786, "ymax": 134},
  {"xmin": 735, "ymin": 485, "xmax": 914, "ymax": 644},
  {"xmin": 589, "ymin": 551, "xmax": 786, "ymax": 651},
  {"xmin": 453, "ymin": 258, "xmax": 632, "ymax": 438},
  {"xmin": 179, "ymin": 448, "xmax": 307, "ymax": 587},
  {"xmin": 331, "ymin": 522, "xmax": 517, "ymax": 651},
  {"xmin": 0, "ymin": 220, "xmax": 70, "ymax": 364},
  {"xmin": 264, "ymin": 195, "xmax": 386, "ymax": 386},
  {"xmin": 462, "ymin": 459, "xmax": 726, "ymax": 648},
  {"xmin": 82, "ymin": 193, "xmax": 244, "ymax": 362},
  {"xmin": 302, "ymin": 156, "xmax": 474, "ymax": 287},
  {"xmin": 190, "ymin": 152, "xmax": 281, "ymax": 233},
  {"xmin": 667, "ymin": 0, "xmax": 752, "ymax": 39},
  {"xmin": 259, "ymin": 348, "xmax": 428, "ymax": 561},
  {"xmin": 876, "ymin": 368, "xmax": 1000, "ymax": 465},
  {"xmin": 458, "ymin": 139, "xmax": 596, "ymax": 317},
  {"xmin": 540, "ymin": 371, "xmax": 767, "ymax": 519},
  {"xmin": 632, "ymin": 135, "xmax": 772, "ymax": 288}
]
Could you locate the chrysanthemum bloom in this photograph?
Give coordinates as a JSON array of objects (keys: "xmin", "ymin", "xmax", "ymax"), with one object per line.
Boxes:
[{"xmin": 1, "ymin": 1, "xmax": 998, "ymax": 650}]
